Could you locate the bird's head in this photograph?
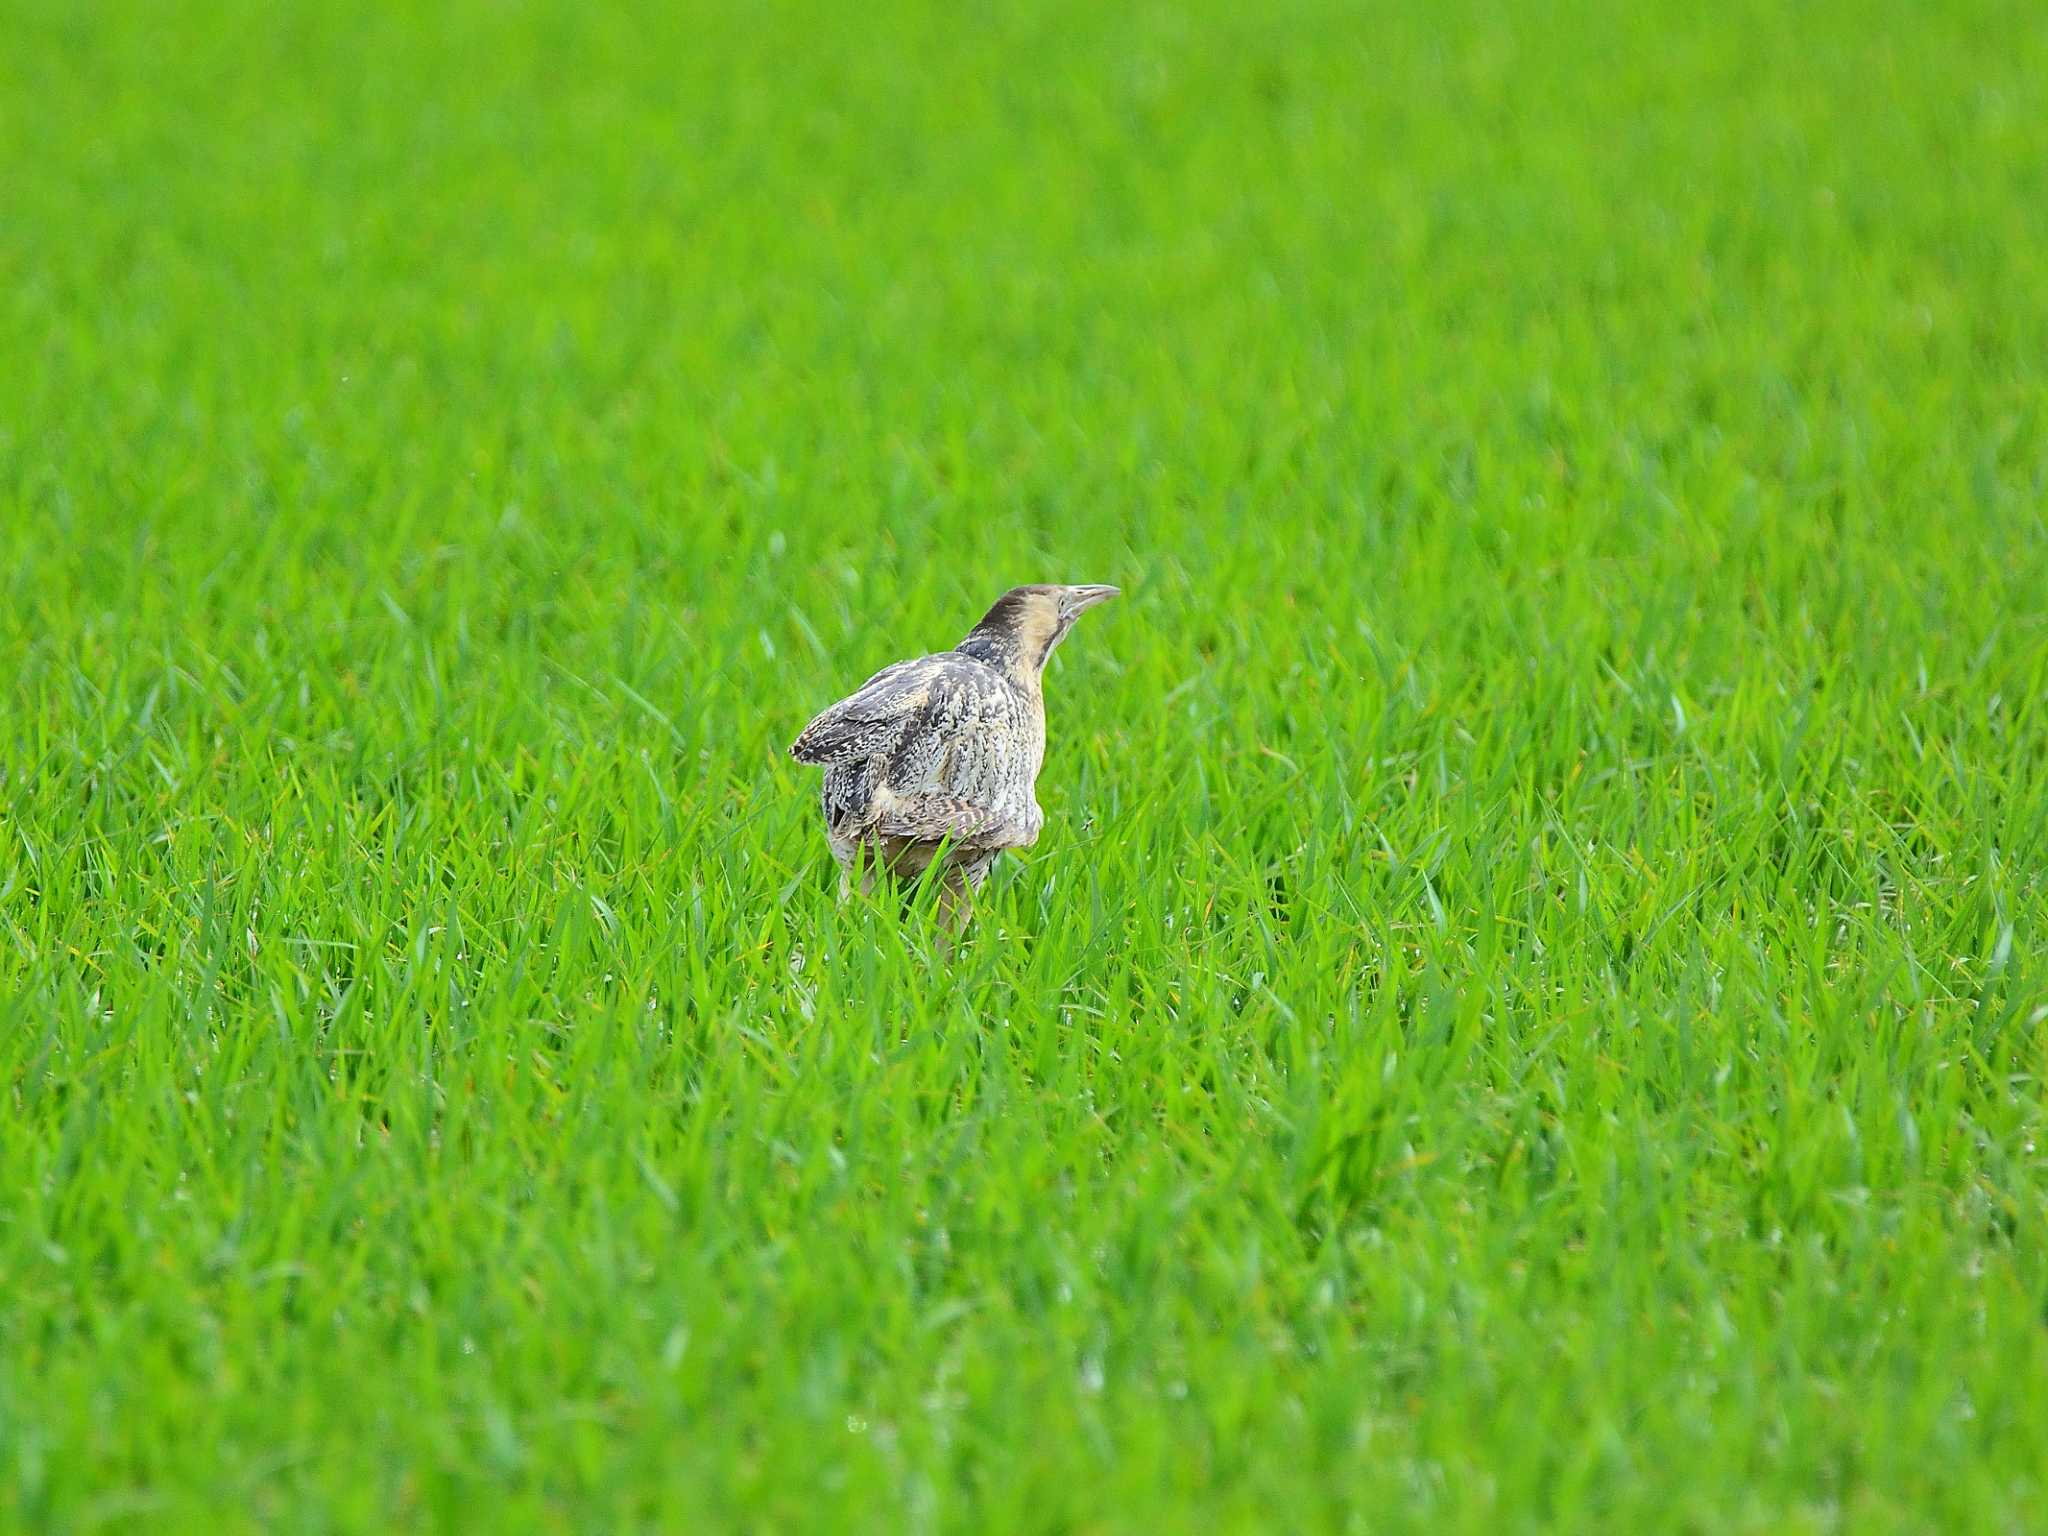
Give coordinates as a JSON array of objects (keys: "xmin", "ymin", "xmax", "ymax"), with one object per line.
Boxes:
[{"xmin": 957, "ymin": 583, "xmax": 1120, "ymax": 683}]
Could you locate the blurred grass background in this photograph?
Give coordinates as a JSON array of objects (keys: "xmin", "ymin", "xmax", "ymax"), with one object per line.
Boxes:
[{"xmin": 3, "ymin": 0, "xmax": 2047, "ymax": 1530}]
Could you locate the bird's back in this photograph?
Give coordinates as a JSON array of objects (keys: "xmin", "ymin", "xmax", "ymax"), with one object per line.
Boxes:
[{"xmin": 790, "ymin": 651, "xmax": 1042, "ymax": 854}]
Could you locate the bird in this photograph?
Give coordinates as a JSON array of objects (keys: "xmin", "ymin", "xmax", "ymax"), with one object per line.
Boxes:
[{"xmin": 788, "ymin": 583, "xmax": 1120, "ymax": 934}]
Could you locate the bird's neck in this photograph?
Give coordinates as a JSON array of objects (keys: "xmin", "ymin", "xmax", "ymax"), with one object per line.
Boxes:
[
  {"xmin": 956, "ymin": 630, "xmax": 1048, "ymax": 691},
  {"xmin": 958, "ymin": 603, "xmax": 1064, "ymax": 688}
]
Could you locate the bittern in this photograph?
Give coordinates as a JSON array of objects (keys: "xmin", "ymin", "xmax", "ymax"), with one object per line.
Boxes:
[{"xmin": 788, "ymin": 583, "xmax": 1120, "ymax": 933}]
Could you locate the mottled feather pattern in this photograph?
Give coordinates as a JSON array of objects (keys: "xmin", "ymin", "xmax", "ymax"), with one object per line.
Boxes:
[
  {"xmin": 788, "ymin": 584, "xmax": 1116, "ymax": 924},
  {"xmin": 873, "ymin": 792, "xmax": 1008, "ymax": 845},
  {"xmin": 792, "ymin": 653, "xmax": 1042, "ymax": 864},
  {"xmin": 786, "ymin": 659, "xmax": 930, "ymax": 765}
]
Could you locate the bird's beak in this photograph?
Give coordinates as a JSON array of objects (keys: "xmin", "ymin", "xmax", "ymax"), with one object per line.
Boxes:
[{"xmin": 1062, "ymin": 584, "xmax": 1121, "ymax": 617}]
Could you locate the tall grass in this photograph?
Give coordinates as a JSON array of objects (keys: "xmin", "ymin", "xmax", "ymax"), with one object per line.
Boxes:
[{"xmin": 3, "ymin": 0, "xmax": 2046, "ymax": 1528}]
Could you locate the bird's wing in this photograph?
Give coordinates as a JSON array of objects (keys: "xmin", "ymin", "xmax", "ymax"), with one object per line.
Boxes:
[
  {"xmin": 872, "ymin": 791, "xmax": 1031, "ymax": 850},
  {"xmin": 788, "ymin": 656, "xmax": 948, "ymax": 765},
  {"xmin": 881, "ymin": 661, "xmax": 1037, "ymax": 848},
  {"xmin": 795, "ymin": 655, "xmax": 1037, "ymax": 849}
]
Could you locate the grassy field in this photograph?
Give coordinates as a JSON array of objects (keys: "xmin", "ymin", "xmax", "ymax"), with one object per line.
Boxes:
[{"xmin": 5, "ymin": 0, "xmax": 2048, "ymax": 1529}]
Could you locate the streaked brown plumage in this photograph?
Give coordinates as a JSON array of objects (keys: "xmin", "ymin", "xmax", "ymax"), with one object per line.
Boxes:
[{"xmin": 789, "ymin": 583, "xmax": 1120, "ymax": 931}]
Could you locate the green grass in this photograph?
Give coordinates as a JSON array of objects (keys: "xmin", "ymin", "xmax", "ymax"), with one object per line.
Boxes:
[{"xmin": 4, "ymin": 0, "xmax": 2048, "ymax": 1529}]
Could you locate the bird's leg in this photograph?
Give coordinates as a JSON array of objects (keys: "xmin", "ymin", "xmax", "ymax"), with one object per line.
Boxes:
[
  {"xmin": 840, "ymin": 842, "xmax": 881, "ymax": 901},
  {"xmin": 833, "ymin": 847, "xmax": 876, "ymax": 906},
  {"xmin": 932, "ymin": 864, "xmax": 978, "ymax": 959}
]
